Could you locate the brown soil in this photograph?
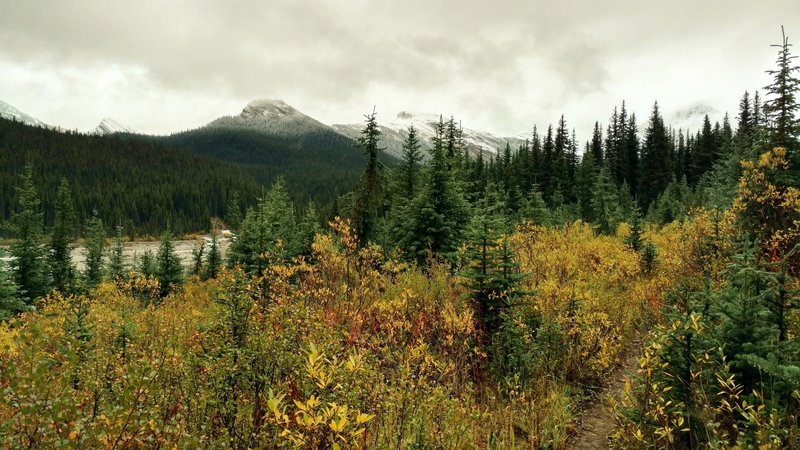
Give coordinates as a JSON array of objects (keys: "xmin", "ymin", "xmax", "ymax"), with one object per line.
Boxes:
[{"xmin": 565, "ymin": 346, "xmax": 641, "ymax": 450}]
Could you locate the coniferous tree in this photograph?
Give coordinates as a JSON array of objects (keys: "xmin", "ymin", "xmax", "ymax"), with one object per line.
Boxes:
[
  {"xmin": 763, "ymin": 27, "xmax": 800, "ymax": 154},
  {"xmin": 398, "ymin": 118, "xmax": 469, "ymax": 265},
  {"xmin": 107, "ymin": 225, "xmax": 126, "ymax": 281},
  {"xmin": 575, "ymin": 151, "xmax": 598, "ymax": 221},
  {"xmin": 624, "ymin": 113, "xmax": 640, "ymax": 196},
  {"xmin": 204, "ymin": 234, "xmax": 222, "ymax": 280},
  {"xmin": 190, "ymin": 243, "xmax": 205, "ymax": 277},
  {"xmin": 83, "ymin": 210, "xmax": 105, "ymax": 290},
  {"xmin": 9, "ymin": 163, "xmax": 49, "ymax": 301},
  {"xmin": 591, "ymin": 166, "xmax": 623, "ymax": 234},
  {"xmin": 639, "ymin": 102, "xmax": 673, "ymax": 208},
  {"xmin": 138, "ymin": 250, "xmax": 156, "ymax": 278},
  {"xmin": 155, "ymin": 231, "xmax": 183, "ymax": 298},
  {"xmin": 0, "ymin": 257, "xmax": 26, "ymax": 320},
  {"xmin": 590, "ymin": 121, "xmax": 603, "ymax": 165},
  {"xmin": 227, "ymin": 177, "xmax": 297, "ymax": 274},
  {"xmin": 461, "ymin": 186, "xmax": 521, "ymax": 336},
  {"xmin": 396, "ymin": 125, "xmax": 423, "ymax": 201},
  {"xmin": 352, "ymin": 109, "xmax": 384, "ymax": 244},
  {"xmin": 226, "ymin": 191, "xmax": 242, "ymax": 232},
  {"xmin": 50, "ymin": 178, "xmax": 77, "ymax": 293}
]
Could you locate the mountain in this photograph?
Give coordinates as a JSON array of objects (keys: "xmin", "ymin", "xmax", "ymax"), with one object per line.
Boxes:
[
  {"xmin": 94, "ymin": 117, "xmax": 138, "ymax": 135},
  {"xmin": 0, "ymin": 100, "xmax": 49, "ymax": 128},
  {"xmin": 333, "ymin": 111, "xmax": 526, "ymax": 159},
  {"xmin": 159, "ymin": 99, "xmax": 394, "ymax": 207}
]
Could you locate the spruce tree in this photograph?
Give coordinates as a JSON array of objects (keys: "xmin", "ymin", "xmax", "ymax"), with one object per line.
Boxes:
[
  {"xmin": 107, "ymin": 225, "xmax": 126, "ymax": 281},
  {"xmin": 352, "ymin": 109, "xmax": 384, "ymax": 244},
  {"xmin": 50, "ymin": 178, "xmax": 77, "ymax": 294},
  {"xmin": 155, "ymin": 231, "xmax": 183, "ymax": 298},
  {"xmin": 763, "ymin": 27, "xmax": 800, "ymax": 154},
  {"xmin": 0, "ymin": 257, "xmax": 26, "ymax": 320},
  {"xmin": 639, "ymin": 102, "xmax": 673, "ymax": 208},
  {"xmin": 591, "ymin": 166, "xmax": 622, "ymax": 235},
  {"xmin": 461, "ymin": 186, "xmax": 520, "ymax": 336},
  {"xmin": 590, "ymin": 121, "xmax": 603, "ymax": 165},
  {"xmin": 204, "ymin": 234, "xmax": 222, "ymax": 280},
  {"xmin": 399, "ymin": 118, "xmax": 469, "ymax": 265},
  {"xmin": 138, "ymin": 250, "xmax": 156, "ymax": 278},
  {"xmin": 190, "ymin": 243, "xmax": 205, "ymax": 277},
  {"xmin": 226, "ymin": 191, "xmax": 242, "ymax": 232},
  {"xmin": 397, "ymin": 125, "xmax": 423, "ymax": 201},
  {"xmin": 9, "ymin": 163, "xmax": 49, "ymax": 301},
  {"xmin": 83, "ymin": 210, "xmax": 105, "ymax": 290}
]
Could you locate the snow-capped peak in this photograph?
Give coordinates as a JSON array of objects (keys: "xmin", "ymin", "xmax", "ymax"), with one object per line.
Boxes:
[
  {"xmin": 94, "ymin": 117, "xmax": 137, "ymax": 135},
  {"xmin": 240, "ymin": 98, "xmax": 297, "ymax": 119},
  {"xmin": 0, "ymin": 100, "xmax": 49, "ymax": 128}
]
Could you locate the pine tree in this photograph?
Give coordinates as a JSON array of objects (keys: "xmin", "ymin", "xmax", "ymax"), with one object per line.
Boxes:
[
  {"xmin": 398, "ymin": 118, "xmax": 469, "ymax": 265},
  {"xmin": 227, "ymin": 177, "xmax": 298, "ymax": 274},
  {"xmin": 575, "ymin": 151, "xmax": 598, "ymax": 221},
  {"xmin": 83, "ymin": 210, "xmax": 105, "ymax": 290},
  {"xmin": 107, "ymin": 225, "xmax": 126, "ymax": 280},
  {"xmin": 9, "ymin": 163, "xmax": 49, "ymax": 301},
  {"xmin": 639, "ymin": 102, "xmax": 673, "ymax": 208},
  {"xmin": 204, "ymin": 234, "xmax": 222, "ymax": 280},
  {"xmin": 0, "ymin": 257, "xmax": 26, "ymax": 320},
  {"xmin": 397, "ymin": 125, "xmax": 423, "ymax": 201},
  {"xmin": 763, "ymin": 27, "xmax": 800, "ymax": 154},
  {"xmin": 190, "ymin": 243, "xmax": 205, "ymax": 277},
  {"xmin": 590, "ymin": 121, "xmax": 603, "ymax": 165},
  {"xmin": 138, "ymin": 250, "xmax": 156, "ymax": 278},
  {"xmin": 155, "ymin": 231, "xmax": 183, "ymax": 298},
  {"xmin": 226, "ymin": 191, "xmax": 242, "ymax": 232},
  {"xmin": 352, "ymin": 109, "xmax": 384, "ymax": 243},
  {"xmin": 591, "ymin": 166, "xmax": 622, "ymax": 234},
  {"xmin": 50, "ymin": 178, "xmax": 77, "ymax": 294},
  {"xmin": 461, "ymin": 187, "xmax": 522, "ymax": 336}
]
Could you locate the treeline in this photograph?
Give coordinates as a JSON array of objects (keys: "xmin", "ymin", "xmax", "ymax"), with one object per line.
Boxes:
[{"xmin": 0, "ymin": 118, "xmax": 262, "ymax": 236}]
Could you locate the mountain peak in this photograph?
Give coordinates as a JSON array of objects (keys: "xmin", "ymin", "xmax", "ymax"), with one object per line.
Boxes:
[
  {"xmin": 241, "ymin": 98, "xmax": 297, "ymax": 119},
  {"xmin": 95, "ymin": 117, "xmax": 137, "ymax": 135}
]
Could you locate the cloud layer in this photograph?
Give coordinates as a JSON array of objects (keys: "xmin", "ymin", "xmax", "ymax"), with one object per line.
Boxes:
[{"xmin": 0, "ymin": 0, "xmax": 797, "ymax": 139}]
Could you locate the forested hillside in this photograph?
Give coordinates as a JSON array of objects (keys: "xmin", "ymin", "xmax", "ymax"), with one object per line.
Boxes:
[
  {"xmin": 0, "ymin": 118, "xmax": 262, "ymax": 236},
  {"xmin": 0, "ymin": 29, "xmax": 798, "ymax": 450}
]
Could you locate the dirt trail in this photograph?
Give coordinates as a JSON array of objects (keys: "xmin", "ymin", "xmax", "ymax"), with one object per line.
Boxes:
[{"xmin": 566, "ymin": 347, "xmax": 641, "ymax": 450}]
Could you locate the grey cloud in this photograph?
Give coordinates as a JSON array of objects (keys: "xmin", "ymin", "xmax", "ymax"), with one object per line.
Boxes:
[{"xmin": 0, "ymin": 0, "xmax": 798, "ymax": 137}]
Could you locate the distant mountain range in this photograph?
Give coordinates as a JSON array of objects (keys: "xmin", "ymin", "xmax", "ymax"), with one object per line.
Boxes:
[{"xmin": 0, "ymin": 98, "xmax": 525, "ymax": 158}]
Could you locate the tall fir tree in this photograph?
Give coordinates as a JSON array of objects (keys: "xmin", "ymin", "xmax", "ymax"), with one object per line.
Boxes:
[
  {"xmin": 107, "ymin": 225, "xmax": 126, "ymax": 281},
  {"xmin": 352, "ymin": 109, "xmax": 384, "ymax": 244},
  {"xmin": 0, "ymin": 257, "xmax": 26, "ymax": 320},
  {"xmin": 763, "ymin": 27, "xmax": 800, "ymax": 155},
  {"xmin": 639, "ymin": 102, "xmax": 673, "ymax": 208},
  {"xmin": 204, "ymin": 234, "xmax": 222, "ymax": 280},
  {"xmin": 155, "ymin": 231, "xmax": 183, "ymax": 298},
  {"xmin": 50, "ymin": 178, "xmax": 77, "ymax": 294},
  {"xmin": 398, "ymin": 118, "xmax": 469, "ymax": 265},
  {"xmin": 9, "ymin": 163, "xmax": 49, "ymax": 301},
  {"xmin": 83, "ymin": 210, "xmax": 105, "ymax": 290}
]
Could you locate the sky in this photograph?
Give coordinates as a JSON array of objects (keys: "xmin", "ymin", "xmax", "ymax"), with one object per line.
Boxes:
[{"xmin": 0, "ymin": 0, "xmax": 797, "ymax": 139}]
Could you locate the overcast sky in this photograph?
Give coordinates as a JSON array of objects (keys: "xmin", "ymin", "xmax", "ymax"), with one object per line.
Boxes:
[{"xmin": 0, "ymin": 0, "xmax": 797, "ymax": 139}]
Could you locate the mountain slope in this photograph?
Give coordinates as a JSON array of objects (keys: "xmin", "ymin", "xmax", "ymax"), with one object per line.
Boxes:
[
  {"xmin": 0, "ymin": 100, "xmax": 49, "ymax": 128},
  {"xmin": 0, "ymin": 117, "xmax": 262, "ymax": 235},
  {"xmin": 94, "ymin": 117, "xmax": 138, "ymax": 135},
  {"xmin": 160, "ymin": 99, "xmax": 396, "ymax": 205}
]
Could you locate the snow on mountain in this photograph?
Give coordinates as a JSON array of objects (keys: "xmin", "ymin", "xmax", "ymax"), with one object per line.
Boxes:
[
  {"xmin": 668, "ymin": 102, "xmax": 720, "ymax": 134},
  {"xmin": 333, "ymin": 111, "xmax": 526, "ymax": 159},
  {"xmin": 0, "ymin": 100, "xmax": 49, "ymax": 128},
  {"xmin": 94, "ymin": 117, "xmax": 138, "ymax": 135},
  {"xmin": 206, "ymin": 98, "xmax": 333, "ymax": 137}
]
